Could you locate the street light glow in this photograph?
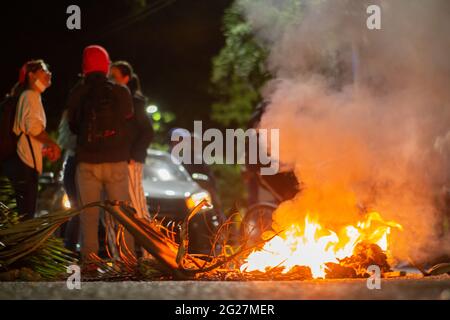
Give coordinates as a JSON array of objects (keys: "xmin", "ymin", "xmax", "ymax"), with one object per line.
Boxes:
[{"xmin": 146, "ymin": 105, "xmax": 158, "ymax": 114}]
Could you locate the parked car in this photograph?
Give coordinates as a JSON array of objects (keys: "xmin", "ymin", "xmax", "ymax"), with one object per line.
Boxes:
[
  {"xmin": 143, "ymin": 149, "xmax": 222, "ymax": 253},
  {"xmin": 36, "ymin": 172, "xmax": 70, "ymax": 217}
]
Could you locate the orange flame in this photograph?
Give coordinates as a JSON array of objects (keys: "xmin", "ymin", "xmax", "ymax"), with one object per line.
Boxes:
[{"xmin": 240, "ymin": 212, "xmax": 402, "ymax": 278}]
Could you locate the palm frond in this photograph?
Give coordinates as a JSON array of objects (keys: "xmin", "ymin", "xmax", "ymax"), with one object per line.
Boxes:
[{"xmin": 0, "ymin": 176, "xmax": 78, "ymax": 280}]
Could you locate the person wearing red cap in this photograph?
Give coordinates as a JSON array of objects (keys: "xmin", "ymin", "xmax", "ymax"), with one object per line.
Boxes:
[
  {"xmin": 66, "ymin": 45, "xmax": 135, "ymax": 265},
  {"xmin": 2, "ymin": 60, "xmax": 61, "ymax": 219}
]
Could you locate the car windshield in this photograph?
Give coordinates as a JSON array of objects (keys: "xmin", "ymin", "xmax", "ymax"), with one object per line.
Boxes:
[{"xmin": 143, "ymin": 155, "xmax": 189, "ymax": 182}]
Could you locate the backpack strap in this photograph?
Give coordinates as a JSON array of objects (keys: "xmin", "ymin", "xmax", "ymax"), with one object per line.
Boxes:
[
  {"xmin": 26, "ymin": 135, "xmax": 37, "ymax": 170},
  {"xmin": 18, "ymin": 132, "xmax": 37, "ymax": 170}
]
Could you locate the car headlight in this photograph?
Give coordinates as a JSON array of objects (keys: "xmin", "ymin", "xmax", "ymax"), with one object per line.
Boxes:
[
  {"xmin": 185, "ymin": 191, "xmax": 213, "ymax": 210},
  {"xmin": 62, "ymin": 193, "xmax": 71, "ymax": 209}
]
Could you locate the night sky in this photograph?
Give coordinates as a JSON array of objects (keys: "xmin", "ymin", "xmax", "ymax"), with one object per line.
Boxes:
[{"xmin": 0, "ymin": 0, "xmax": 232, "ymax": 131}]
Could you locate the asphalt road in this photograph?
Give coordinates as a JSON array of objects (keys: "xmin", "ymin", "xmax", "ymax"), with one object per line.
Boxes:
[{"xmin": 1, "ymin": 275, "xmax": 450, "ymax": 300}]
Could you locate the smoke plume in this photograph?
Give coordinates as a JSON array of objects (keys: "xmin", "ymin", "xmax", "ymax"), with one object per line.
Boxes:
[{"xmin": 239, "ymin": 0, "xmax": 450, "ymax": 262}]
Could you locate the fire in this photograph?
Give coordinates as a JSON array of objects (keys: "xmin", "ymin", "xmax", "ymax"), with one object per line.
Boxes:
[{"xmin": 240, "ymin": 212, "xmax": 402, "ymax": 278}]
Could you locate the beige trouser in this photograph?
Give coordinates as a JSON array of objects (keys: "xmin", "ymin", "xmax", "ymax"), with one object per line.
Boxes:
[
  {"xmin": 128, "ymin": 162, "xmax": 150, "ymax": 218},
  {"xmin": 76, "ymin": 161, "xmax": 135, "ymax": 261},
  {"xmin": 128, "ymin": 161, "xmax": 152, "ymax": 257}
]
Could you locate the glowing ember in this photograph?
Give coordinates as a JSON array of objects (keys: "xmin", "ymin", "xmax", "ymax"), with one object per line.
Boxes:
[{"xmin": 240, "ymin": 212, "xmax": 402, "ymax": 278}]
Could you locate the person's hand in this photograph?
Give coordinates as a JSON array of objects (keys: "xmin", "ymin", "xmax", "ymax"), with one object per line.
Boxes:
[
  {"xmin": 52, "ymin": 144, "xmax": 61, "ymax": 161},
  {"xmin": 43, "ymin": 143, "xmax": 61, "ymax": 162},
  {"xmin": 43, "ymin": 146, "xmax": 54, "ymax": 161}
]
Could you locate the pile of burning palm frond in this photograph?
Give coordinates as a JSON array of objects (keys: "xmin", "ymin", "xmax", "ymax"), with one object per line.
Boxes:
[
  {"xmin": 1, "ymin": 173, "xmax": 449, "ymax": 282},
  {"xmin": 0, "ymin": 199, "xmax": 406, "ymax": 281},
  {"xmin": 1, "ymin": 175, "xmax": 402, "ymax": 281}
]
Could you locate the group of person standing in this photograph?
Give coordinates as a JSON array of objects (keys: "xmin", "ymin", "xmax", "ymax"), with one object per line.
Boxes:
[{"xmin": 1, "ymin": 45, "xmax": 154, "ymax": 267}]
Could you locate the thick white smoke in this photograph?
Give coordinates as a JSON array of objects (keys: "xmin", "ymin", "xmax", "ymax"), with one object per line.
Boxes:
[{"xmin": 239, "ymin": 0, "xmax": 450, "ymax": 262}]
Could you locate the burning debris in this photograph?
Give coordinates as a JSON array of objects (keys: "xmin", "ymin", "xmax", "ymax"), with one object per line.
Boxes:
[
  {"xmin": 239, "ymin": 212, "xmax": 402, "ymax": 279},
  {"xmin": 0, "ymin": 197, "xmax": 447, "ymax": 282},
  {"xmin": 325, "ymin": 242, "xmax": 390, "ymax": 279}
]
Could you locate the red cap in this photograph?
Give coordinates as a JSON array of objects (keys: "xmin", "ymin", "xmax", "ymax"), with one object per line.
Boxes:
[{"xmin": 82, "ymin": 45, "xmax": 110, "ymax": 75}]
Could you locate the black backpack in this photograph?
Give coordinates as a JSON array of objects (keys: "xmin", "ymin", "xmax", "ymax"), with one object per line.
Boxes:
[
  {"xmin": 77, "ymin": 80, "xmax": 126, "ymax": 151},
  {"xmin": 0, "ymin": 95, "xmax": 20, "ymax": 162}
]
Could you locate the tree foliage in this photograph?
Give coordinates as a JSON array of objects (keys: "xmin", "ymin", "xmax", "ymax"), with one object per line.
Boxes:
[
  {"xmin": 210, "ymin": 2, "xmax": 270, "ymax": 129},
  {"xmin": 210, "ymin": 0, "xmax": 306, "ymax": 129}
]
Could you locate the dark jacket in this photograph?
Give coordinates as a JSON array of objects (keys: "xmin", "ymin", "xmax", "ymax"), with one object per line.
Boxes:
[
  {"xmin": 66, "ymin": 72, "xmax": 134, "ymax": 164},
  {"xmin": 128, "ymin": 92, "xmax": 154, "ymax": 163}
]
